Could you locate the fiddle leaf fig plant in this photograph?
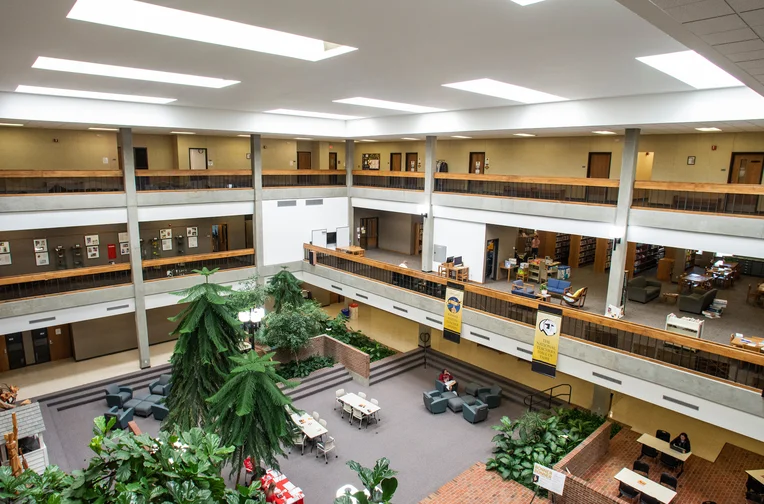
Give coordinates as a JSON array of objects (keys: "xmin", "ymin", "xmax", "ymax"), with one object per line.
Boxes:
[{"xmin": 334, "ymin": 458, "xmax": 398, "ymax": 504}]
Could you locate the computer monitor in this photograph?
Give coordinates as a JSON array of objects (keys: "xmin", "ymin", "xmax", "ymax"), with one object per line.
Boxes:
[
  {"xmin": 446, "ymin": 256, "xmax": 454, "ymax": 264},
  {"xmin": 453, "ymin": 256, "xmax": 463, "ymax": 266}
]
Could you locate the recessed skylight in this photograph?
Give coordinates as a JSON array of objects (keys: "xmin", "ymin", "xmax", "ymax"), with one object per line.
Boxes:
[
  {"xmin": 171, "ymin": 131, "xmax": 195, "ymax": 135},
  {"xmin": 636, "ymin": 51, "xmax": 743, "ymax": 89},
  {"xmin": 32, "ymin": 57, "xmax": 239, "ymax": 89},
  {"xmin": 511, "ymin": 0, "xmax": 546, "ymax": 5},
  {"xmin": 67, "ymin": 0, "xmax": 357, "ymax": 62},
  {"xmin": 402, "ymin": 138, "xmax": 420, "ymax": 141},
  {"xmin": 695, "ymin": 127, "xmax": 722, "ymax": 132},
  {"xmin": 0, "ymin": 123, "xmax": 24, "ymax": 127},
  {"xmin": 514, "ymin": 133, "xmax": 536, "ymax": 137},
  {"xmin": 265, "ymin": 109, "xmax": 362, "ymax": 120},
  {"xmin": 451, "ymin": 135, "xmax": 472, "ymax": 139},
  {"xmin": 333, "ymin": 97, "xmax": 444, "ymax": 113},
  {"xmin": 15, "ymin": 85, "xmax": 176, "ymax": 104},
  {"xmin": 443, "ymin": 78, "xmax": 567, "ymax": 104},
  {"xmin": 89, "ymin": 127, "xmax": 119, "ymax": 131},
  {"xmin": 592, "ymin": 131, "xmax": 617, "ymax": 135}
]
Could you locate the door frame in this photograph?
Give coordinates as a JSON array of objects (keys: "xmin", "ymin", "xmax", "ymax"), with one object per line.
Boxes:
[
  {"xmin": 586, "ymin": 152, "xmax": 612, "ymax": 178},
  {"xmin": 297, "ymin": 151, "xmax": 312, "ymax": 170},
  {"xmin": 359, "ymin": 217, "xmax": 379, "ymax": 250},
  {"xmin": 329, "ymin": 151, "xmax": 338, "ymax": 170},
  {"xmin": 188, "ymin": 148, "xmax": 208, "ymax": 170},
  {"xmin": 485, "ymin": 238, "xmax": 499, "ymax": 281},
  {"xmin": 390, "ymin": 152, "xmax": 402, "ymax": 171},
  {"xmin": 405, "ymin": 152, "xmax": 418, "ymax": 172},
  {"xmin": 133, "ymin": 147, "xmax": 149, "ymax": 170},
  {"xmin": 469, "ymin": 152, "xmax": 486, "ymax": 174},
  {"xmin": 727, "ymin": 152, "xmax": 764, "ymax": 184}
]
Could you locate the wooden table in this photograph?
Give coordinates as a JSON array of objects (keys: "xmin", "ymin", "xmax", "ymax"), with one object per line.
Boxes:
[
  {"xmin": 290, "ymin": 412, "xmax": 327, "ymax": 440},
  {"xmin": 614, "ymin": 468, "xmax": 676, "ymax": 503},
  {"xmin": 637, "ymin": 433, "xmax": 692, "ymax": 476},
  {"xmin": 746, "ymin": 469, "xmax": 764, "ymax": 485},
  {"xmin": 337, "ymin": 246, "xmax": 365, "ymax": 256},
  {"xmin": 680, "ymin": 273, "xmax": 712, "ymax": 292},
  {"xmin": 449, "ymin": 266, "xmax": 469, "ymax": 282},
  {"xmin": 538, "ymin": 293, "xmax": 552, "ymax": 302},
  {"xmin": 499, "ymin": 264, "xmax": 516, "ymax": 282},
  {"xmin": 722, "ymin": 261, "xmax": 740, "ymax": 278},
  {"xmin": 730, "ymin": 334, "xmax": 764, "ymax": 352},
  {"xmin": 661, "ymin": 292, "xmax": 679, "ymax": 304}
]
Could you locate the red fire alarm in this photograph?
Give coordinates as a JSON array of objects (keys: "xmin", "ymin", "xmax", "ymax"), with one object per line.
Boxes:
[{"xmin": 712, "ymin": 145, "xmax": 717, "ymax": 151}]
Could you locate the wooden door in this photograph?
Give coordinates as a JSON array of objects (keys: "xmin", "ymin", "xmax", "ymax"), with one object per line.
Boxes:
[
  {"xmin": 360, "ymin": 217, "xmax": 378, "ymax": 249},
  {"xmin": 0, "ymin": 336, "xmax": 9, "ymax": 373},
  {"xmin": 405, "ymin": 153, "xmax": 418, "ymax": 172},
  {"xmin": 189, "ymin": 148, "xmax": 208, "ymax": 170},
  {"xmin": 48, "ymin": 325, "xmax": 72, "ymax": 361},
  {"xmin": 390, "ymin": 153, "xmax": 402, "ymax": 172},
  {"xmin": 211, "ymin": 224, "xmax": 229, "ymax": 252},
  {"xmin": 469, "ymin": 152, "xmax": 486, "ymax": 174},
  {"xmin": 728, "ymin": 153, "xmax": 764, "ymax": 213},
  {"xmin": 329, "ymin": 152, "xmax": 338, "ymax": 170},
  {"xmin": 587, "ymin": 152, "xmax": 611, "ymax": 202},
  {"xmin": 297, "ymin": 151, "xmax": 312, "ymax": 170}
]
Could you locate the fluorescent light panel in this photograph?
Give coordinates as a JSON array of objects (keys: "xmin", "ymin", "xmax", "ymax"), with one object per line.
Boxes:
[
  {"xmin": 359, "ymin": 139, "xmax": 376, "ymax": 142},
  {"xmin": 15, "ymin": 85, "xmax": 175, "ymax": 104},
  {"xmin": 333, "ymin": 97, "xmax": 444, "ymax": 113},
  {"xmin": 89, "ymin": 127, "xmax": 119, "ymax": 131},
  {"xmin": 514, "ymin": 133, "xmax": 536, "ymax": 137},
  {"xmin": 443, "ymin": 78, "xmax": 567, "ymax": 104},
  {"xmin": 592, "ymin": 131, "xmax": 616, "ymax": 135},
  {"xmin": 636, "ymin": 50, "xmax": 743, "ymax": 89},
  {"xmin": 266, "ymin": 109, "xmax": 362, "ymax": 120},
  {"xmin": 695, "ymin": 127, "xmax": 722, "ymax": 132},
  {"xmin": 402, "ymin": 138, "xmax": 420, "ymax": 140},
  {"xmin": 0, "ymin": 123, "xmax": 24, "ymax": 127},
  {"xmin": 237, "ymin": 134, "xmax": 250, "ymax": 137},
  {"xmin": 451, "ymin": 135, "xmax": 472, "ymax": 139},
  {"xmin": 32, "ymin": 57, "xmax": 238, "ymax": 88},
  {"xmin": 511, "ymin": 0, "xmax": 546, "ymax": 5},
  {"xmin": 171, "ymin": 131, "xmax": 195, "ymax": 135},
  {"xmin": 295, "ymin": 137, "xmax": 313, "ymax": 140},
  {"xmin": 67, "ymin": 0, "xmax": 356, "ymax": 62}
]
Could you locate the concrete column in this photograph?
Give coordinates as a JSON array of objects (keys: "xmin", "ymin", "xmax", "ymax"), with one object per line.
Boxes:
[
  {"xmin": 421, "ymin": 136, "xmax": 437, "ymax": 272},
  {"xmin": 345, "ymin": 139, "xmax": 355, "ymax": 245},
  {"xmin": 251, "ymin": 134, "xmax": 265, "ymax": 272},
  {"xmin": 119, "ymin": 128, "xmax": 150, "ymax": 369},
  {"xmin": 605, "ymin": 128, "xmax": 640, "ymax": 310},
  {"xmin": 591, "ymin": 384, "xmax": 612, "ymax": 416}
]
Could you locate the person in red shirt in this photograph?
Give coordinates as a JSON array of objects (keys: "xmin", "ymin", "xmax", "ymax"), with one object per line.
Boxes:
[
  {"xmin": 263, "ymin": 483, "xmax": 279, "ymax": 503},
  {"xmin": 438, "ymin": 368, "xmax": 457, "ymax": 391}
]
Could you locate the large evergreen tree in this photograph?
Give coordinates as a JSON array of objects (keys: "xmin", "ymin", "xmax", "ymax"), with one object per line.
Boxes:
[
  {"xmin": 164, "ymin": 267, "xmax": 245, "ymax": 431},
  {"xmin": 267, "ymin": 268, "xmax": 304, "ymax": 313},
  {"xmin": 207, "ymin": 351, "xmax": 297, "ymax": 486}
]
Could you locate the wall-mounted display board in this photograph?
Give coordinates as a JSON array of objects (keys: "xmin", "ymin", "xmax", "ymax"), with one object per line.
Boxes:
[
  {"xmin": 85, "ymin": 235, "xmax": 99, "ymax": 246},
  {"xmin": 33, "ymin": 239, "xmax": 47, "ymax": 252},
  {"xmin": 188, "ymin": 236, "xmax": 198, "ymax": 248},
  {"xmin": 35, "ymin": 252, "xmax": 49, "ymax": 266},
  {"xmin": 120, "ymin": 243, "xmax": 130, "ymax": 255},
  {"xmin": 160, "ymin": 229, "xmax": 172, "ymax": 239},
  {"xmin": 187, "ymin": 227, "xmax": 198, "ymax": 237},
  {"xmin": 162, "ymin": 239, "xmax": 172, "ymax": 251},
  {"xmin": 362, "ymin": 153, "xmax": 380, "ymax": 170},
  {"xmin": 0, "ymin": 242, "xmax": 9, "ymax": 254},
  {"xmin": 118, "ymin": 232, "xmax": 129, "ymax": 243},
  {"xmin": 0, "ymin": 254, "xmax": 11, "ymax": 266},
  {"xmin": 87, "ymin": 246, "xmax": 99, "ymax": 259}
]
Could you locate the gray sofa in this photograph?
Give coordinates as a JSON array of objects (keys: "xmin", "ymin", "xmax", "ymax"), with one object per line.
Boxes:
[
  {"xmin": 679, "ymin": 288, "xmax": 718, "ymax": 314},
  {"xmin": 149, "ymin": 374, "xmax": 172, "ymax": 396},
  {"xmin": 105, "ymin": 406, "xmax": 134, "ymax": 429},
  {"xmin": 423, "ymin": 390, "xmax": 455, "ymax": 414},
  {"xmin": 463, "ymin": 399, "xmax": 489, "ymax": 424},
  {"xmin": 152, "ymin": 403, "xmax": 169, "ymax": 421},
  {"xmin": 627, "ymin": 277, "xmax": 662, "ymax": 303},
  {"xmin": 476, "ymin": 385, "xmax": 502, "ymax": 409},
  {"xmin": 435, "ymin": 379, "xmax": 458, "ymax": 394},
  {"xmin": 105, "ymin": 384, "xmax": 133, "ymax": 408}
]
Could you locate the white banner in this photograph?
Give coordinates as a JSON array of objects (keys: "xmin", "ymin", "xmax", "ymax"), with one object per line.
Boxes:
[{"xmin": 533, "ymin": 463, "xmax": 565, "ymax": 496}]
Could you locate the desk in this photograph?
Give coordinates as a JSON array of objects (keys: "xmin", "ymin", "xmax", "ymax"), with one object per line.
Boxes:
[
  {"xmin": 722, "ymin": 261, "xmax": 740, "ymax": 278},
  {"xmin": 291, "ymin": 412, "xmax": 328, "ymax": 440},
  {"xmin": 730, "ymin": 334, "xmax": 764, "ymax": 352},
  {"xmin": 637, "ymin": 434, "xmax": 691, "ymax": 476},
  {"xmin": 338, "ymin": 393, "xmax": 380, "ymax": 416},
  {"xmin": 439, "ymin": 263, "xmax": 469, "ymax": 281},
  {"xmin": 337, "ymin": 246, "xmax": 365, "ymax": 256},
  {"xmin": 680, "ymin": 273, "xmax": 712, "ymax": 292},
  {"xmin": 260, "ymin": 469, "xmax": 305, "ymax": 504},
  {"xmin": 499, "ymin": 264, "xmax": 516, "ymax": 282},
  {"xmin": 614, "ymin": 468, "xmax": 676, "ymax": 503},
  {"xmin": 746, "ymin": 469, "xmax": 764, "ymax": 485}
]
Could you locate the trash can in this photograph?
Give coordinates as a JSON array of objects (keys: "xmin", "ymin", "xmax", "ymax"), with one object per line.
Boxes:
[
  {"xmin": 348, "ymin": 302, "xmax": 359, "ymax": 320},
  {"xmin": 340, "ymin": 308, "xmax": 350, "ymax": 318}
]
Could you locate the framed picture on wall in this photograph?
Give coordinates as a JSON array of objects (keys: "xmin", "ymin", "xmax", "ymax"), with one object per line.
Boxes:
[
  {"xmin": 33, "ymin": 239, "xmax": 48, "ymax": 252},
  {"xmin": 188, "ymin": 236, "xmax": 198, "ymax": 248},
  {"xmin": 85, "ymin": 234, "xmax": 100, "ymax": 246},
  {"xmin": 162, "ymin": 238, "xmax": 172, "ymax": 251},
  {"xmin": 120, "ymin": 243, "xmax": 130, "ymax": 255},
  {"xmin": 118, "ymin": 232, "xmax": 129, "ymax": 243},
  {"xmin": 362, "ymin": 153, "xmax": 381, "ymax": 170},
  {"xmin": 0, "ymin": 242, "xmax": 9, "ymax": 254},
  {"xmin": 186, "ymin": 227, "xmax": 198, "ymax": 237},
  {"xmin": 87, "ymin": 246, "xmax": 100, "ymax": 259},
  {"xmin": 687, "ymin": 156, "xmax": 696, "ymax": 165},
  {"xmin": 0, "ymin": 254, "xmax": 11, "ymax": 266},
  {"xmin": 160, "ymin": 229, "xmax": 172, "ymax": 239},
  {"xmin": 35, "ymin": 252, "xmax": 49, "ymax": 266}
]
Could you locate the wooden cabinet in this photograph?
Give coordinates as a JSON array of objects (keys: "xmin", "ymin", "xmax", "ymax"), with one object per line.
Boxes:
[{"xmin": 657, "ymin": 258, "xmax": 675, "ymax": 282}]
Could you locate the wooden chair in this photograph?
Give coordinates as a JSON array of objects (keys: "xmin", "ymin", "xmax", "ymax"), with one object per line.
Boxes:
[
  {"xmin": 747, "ymin": 284, "xmax": 761, "ymax": 305},
  {"xmin": 560, "ymin": 287, "xmax": 587, "ymax": 308}
]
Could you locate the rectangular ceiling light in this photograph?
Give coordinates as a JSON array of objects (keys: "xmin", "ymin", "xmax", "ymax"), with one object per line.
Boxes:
[
  {"xmin": 171, "ymin": 131, "xmax": 195, "ymax": 135},
  {"xmin": 237, "ymin": 134, "xmax": 250, "ymax": 137},
  {"xmin": 89, "ymin": 127, "xmax": 119, "ymax": 131},
  {"xmin": 295, "ymin": 137, "xmax": 313, "ymax": 140},
  {"xmin": 592, "ymin": 131, "xmax": 617, "ymax": 135},
  {"xmin": 636, "ymin": 51, "xmax": 743, "ymax": 89},
  {"xmin": 0, "ymin": 123, "xmax": 24, "ymax": 127},
  {"xmin": 333, "ymin": 97, "xmax": 444, "ymax": 113},
  {"xmin": 695, "ymin": 127, "xmax": 722, "ymax": 132},
  {"xmin": 33, "ymin": 56, "xmax": 239, "ymax": 88},
  {"xmin": 15, "ymin": 85, "xmax": 176, "ymax": 104},
  {"xmin": 67, "ymin": 0, "xmax": 357, "ymax": 62},
  {"xmin": 443, "ymin": 78, "xmax": 567, "ymax": 104},
  {"xmin": 514, "ymin": 133, "xmax": 536, "ymax": 137},
  {"xmin": 402, "ymin": 138, "xmax": 420, "ymax": 140},
  {"xmin": 266, "ymin": 109, "xmax": 362, "ymax": 120},
  {"xmin": 452, "ymin": 135, "xmax": 472, "ymax": 139},
  {"xmin": 359, "ymin": 139, "xmax": 376, "ymax": 142},
  {"xmin": 511, "ymin": 0, "xmax": 546, "ymax": 5}
]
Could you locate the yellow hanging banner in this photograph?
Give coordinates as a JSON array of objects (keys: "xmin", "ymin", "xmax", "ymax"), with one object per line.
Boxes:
[
  {"xmin": 443, "ymin": 283, "xmax": 464, "ymax": 344},
  {"xmin": 531, "ymin": 307, "xmax": 562, "ymax": 378}
]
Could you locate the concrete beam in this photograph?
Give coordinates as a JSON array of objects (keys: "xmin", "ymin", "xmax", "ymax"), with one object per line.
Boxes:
[
  {"xmin": 136, "ymin": 189, "xmax": 254, "ymax": 207},
  {"xmin": 349, "ymin": 187, "xmax": 425, "ymax": 205},
  {"xmin": 345, "ymin": 140, "xmax": 355, "ymax": 245},
  {"xmin": 0, "ymin": 285, "xmax": 135, "ymax": 319},
  {"xmin": 261, "ymin": 187, "xmax": 347, "ymax": 201},
  {"xmin": 0, "ymin": 194, "xmax": 127, "ymax": 212},
  {"xmin": 629, "ymin": 209, "xmax": 764, "ymax": 240}
]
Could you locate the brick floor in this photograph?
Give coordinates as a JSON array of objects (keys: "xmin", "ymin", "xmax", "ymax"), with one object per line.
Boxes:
[
  {"xmin": 582, "ymin": 429, "xmax": 764, "ymax": 503},
  {"xmin": 419, "ymin": 462, "xmax": 550, "ymax": 504}
]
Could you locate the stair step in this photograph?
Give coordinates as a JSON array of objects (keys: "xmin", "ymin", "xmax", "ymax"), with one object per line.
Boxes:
[
  {"xmin": 370, "ymin": 348, "xmax": 424, "ymax": 373},
  {"xmin": 290, "ymin": 373, "xmax": 353, "ymax": 402},
  {"xmin": 369, "ymin": 358, "xmax": 424, "ymax": 386}
]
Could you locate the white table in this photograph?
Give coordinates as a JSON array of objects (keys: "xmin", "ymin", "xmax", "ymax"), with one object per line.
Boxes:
[
  {"xmin": 338, "ymin": 393, "xmax": 381, "ymax": 416},
  {"xmin": 747, "ymin": 469, "xmax": 764, "ymax": 485},
  {"xmin": 290, "ymin": 412, "xmax": 327, "ymax": 440},
  {"xmin": 637, "ymin": 433, "xmax": 691, "ymax": 476},
  {"xmin": 614, "ymin": 468, "xmax": 676, "ymax": 504}
]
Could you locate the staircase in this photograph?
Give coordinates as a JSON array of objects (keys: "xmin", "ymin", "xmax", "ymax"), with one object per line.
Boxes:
[
  {"xmin": 369, "ymin": 347, "xmax": 425, "ymax": 386},
  {"xmin": 282, "ymin": 364, "xmax": 352, "ymax": 403}
]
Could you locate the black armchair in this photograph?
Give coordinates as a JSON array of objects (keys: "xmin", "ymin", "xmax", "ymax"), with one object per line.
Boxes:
[
  {"xmin": 105, "ymin": 384, "xmax": 133, "ymax": 408},
  {"xmin": 152, "ymin": 403, "xmax": 169, "ymax": 421},
  {"xmin": 105, "ymin": 406, "xmax": 134, "ymax": 429},
  {"xmin": 476, "ymin": 385, "xmax": 502, "ymax": 409},
  {"xmin": 149, "ymin": 374, "xmax": 172, "ymax": 396},
  {"xmin": 619, "ymin": 481, "xmax": 639, "ymax": 501}
]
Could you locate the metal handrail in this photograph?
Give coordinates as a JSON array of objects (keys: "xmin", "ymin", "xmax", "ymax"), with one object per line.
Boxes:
[{"xmin": 523, "ymin": 384, "xmax": 572, "ymax": 412}]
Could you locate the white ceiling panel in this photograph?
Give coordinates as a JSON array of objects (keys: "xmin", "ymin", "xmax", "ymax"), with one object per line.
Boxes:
[
  {"xmin": 684, "ymin": 14, "xmax": 748, "ymax": 35},
  {"xmin": 740, "ymin": 8, "xmax": 764, "ymax": 25},
  {"xmin": 727, "ymin": 0, "xmax": 764, "ymax": 12},
  {"xmin": 715, "ymin": 39, "xmax": 764, "ymax": 55},
  {"xmin": 701, "ymin": 27, "xmax": 758, "ymax": 45},
  {"xmin": 666, "ymin": 0, "xmax": 734, "ymax": 23}
]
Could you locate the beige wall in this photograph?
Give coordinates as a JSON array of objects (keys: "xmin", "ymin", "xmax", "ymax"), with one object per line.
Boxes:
[
  {"xmin": 133, "ymin": 134, "xmax": 175, "ymax": 170},
  {"xmin": 0, "ymin": 128, "xmax": 119, "ymax": 171},
  {"xmin": 174, "ymin": 135, "xmax": 250, "ymax": 170},
  {"xmin": 354, "ymin": 141, "xmax": 424, "ymax": 172},
  {"xmin": 635, "ymin": 151, "xmax": 654, "ymax": 181}
]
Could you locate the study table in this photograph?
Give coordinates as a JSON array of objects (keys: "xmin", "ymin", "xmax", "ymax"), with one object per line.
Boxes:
[
  {"xmin": 680, "ymin": 273, "xmax": 713, "ymax": 292},
  {"xmin": 338, "ymin": 393, "xmax": 380, "ymax": 428},
  {"xmin": 438, "ymin": 263, "xmax": 470, "ymax": 282},
  {"xmin": 290, "ymin": 411, "xmax": 328, "ymax": 440},
  {"xmin": 260, "ymin": 469, "xmax": 305, "ymax": 504},
  {"xmin": 337, "ymin": 246, "xmax": 365, "ymax": 256},
  {"xmin": 730, "ymin": 334, "xmax": 764, "ymax": 353},
  {"xmin": 499, "ymin": 264, "xmax": 517, "ymax": 282},
  {"xmin": 637, "ymin": 433, "xmax": 692, "ymax": 476},
  {"xmin": 614, "ymin": 468, "xmax": 676, "ymax": 503}
]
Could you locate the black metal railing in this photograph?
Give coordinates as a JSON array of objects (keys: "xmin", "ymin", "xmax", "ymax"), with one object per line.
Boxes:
[
  {"xmin": 353, "ymin": 173, "xmax": 425, "ymax": 191},
  {"xmin": 262, "ymin": 171, "xmax": 346, "ymax": 188},
  {"xmin": 134, "ymin": 171, "xmax": 252, "ymax": 191},
  {"xmin": 142, "ymin": 252, "xmax": 254, "ymax": 280},
  {"xmin": 0, "ymin": 267, "xmax": 132, "ymax": 302},
  {"xmin": 434, "ymin": 177, "xmax": 619, "ymax": 205},
  {"xmin": 524, "ymin": 384, "xmax": 572, "ymax": 412},
  {"xmin": 632, "ymin": 187, "xmax": 764, "ymax": 216},
  {"xmin": 0, "ymin": 174, "xmax": 124, "ymax": 195}
]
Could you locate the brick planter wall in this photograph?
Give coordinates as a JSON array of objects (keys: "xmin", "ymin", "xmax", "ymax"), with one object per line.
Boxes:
[{"xmin": 272, "ymin": 334, "xmax": 370, "ymax": 379}]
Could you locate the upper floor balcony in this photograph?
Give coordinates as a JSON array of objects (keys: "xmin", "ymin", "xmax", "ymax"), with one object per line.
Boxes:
[{"xmin": 0, "ymin": 170, "xmax": 125, "ymax": 195}]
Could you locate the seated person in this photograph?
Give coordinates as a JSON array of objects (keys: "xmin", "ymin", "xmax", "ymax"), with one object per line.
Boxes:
[
  {"xmin": 263, "ymin": 482, "xmax": 280, "ymax": 503},
  {"xmin": 438, "ymin": 368, "xmax": 458, "ymax": 391},
  {"xmin": 670, "ymin": 432, "xmax": 691, "ymax": 453}
]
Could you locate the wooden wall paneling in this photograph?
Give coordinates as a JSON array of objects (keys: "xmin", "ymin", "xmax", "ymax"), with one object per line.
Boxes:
[
  {"xmin": 625, "ymin": 242, "xmax": 637, "ymax": 279},
  {"xmin": 569, "ymin": 235, "xmax": 582, "ymax": 268},
  {"xmin": 594, "ymin": 238, "xmax": 609, "ymax": 273}
]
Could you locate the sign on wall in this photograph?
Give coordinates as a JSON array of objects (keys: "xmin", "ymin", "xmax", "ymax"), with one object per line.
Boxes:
[
  {"xmin": 531, "ymin": 306, "xmax": 562, "ymax": 378},
  {"xmin": 443, "ymin": 282, "xmax": 464, "ymax": 344},
  {"xmin": 533, "ymin": 463, "xmax": 565, "ymax": 496}
]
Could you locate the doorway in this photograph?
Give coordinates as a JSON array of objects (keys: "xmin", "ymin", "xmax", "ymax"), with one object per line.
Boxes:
[
  {"xmin": 189, "ymin": 148, "xmax": 208, "ymax": 170},
  {"xmin": 359, "ymin": 217, "xmax": 379, "ymax": 249},
  {"xmin": 390, "ymin": 153, "xmax": 402, "ymax": 172},
  {"xmin": 48, "ymin": 325, "xmax": 72, "ymax": 362},
  {"xmin": 211, "ymin": 224, "xmax": 229, "ymax": 252},
  {"xmin": 469, "ymin": 152, "xmax": 486, "ymax": 174},
  {"xmin": 134, "ymin": 147, "xmax": 149, "ymax": 170},
  {"xmin": 485, "ymin": 239, "xmax": 499, "ymax": 281},
  {"xmin": 5, "ymin": 333, "xmax": 25, "ymax": 370},
  {"xmin": 297, "ymin": 151, "xmax": 312, "ymax": 170},
  {"xmin": 587, "ymin": 152, "xmax": 612, "ymax": 202},
  {"xmin": 728, "ymin": 153, "xmax": 764, "ymax": 213},
  {"xmin": 32, "ymin": 328, "xmax": 50, "ymax": 364},
  {"xmin": 405, "ymin": 153, "xmax": 418, "ymax": 172},
  {"xmin": 329, "ymin": 152, "xmax": 338, "ymax": 170}
]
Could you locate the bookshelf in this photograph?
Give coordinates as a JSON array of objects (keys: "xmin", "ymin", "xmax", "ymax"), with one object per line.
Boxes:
[
  {"xmin": 412, "ymin": 222, "xmax": 423, "ymax": 256},
  {"xmin": 568, "ymin": 235, "xmax": 596, "ymax": 268},
  {"xmin": 555, "ymin": 234, "xmax": 571, "ymax": 264},
  {"xmin": 633, "ymin": 243, "xmax": 665, "ymax": 275}
]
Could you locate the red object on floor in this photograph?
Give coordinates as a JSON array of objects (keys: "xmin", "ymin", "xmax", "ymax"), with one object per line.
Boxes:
[{"xmin": 260, "ymin": 469, "xmax": 305, "ymax": 504}]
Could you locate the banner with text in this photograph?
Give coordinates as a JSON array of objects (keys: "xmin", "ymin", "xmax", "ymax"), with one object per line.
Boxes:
[
  {"xmin": 531, "ymin": 306, "xmax": 562, "ymax": 378},
  {"xmin": 443, "ymin": 282, "xmax": 464, "ymax": 344},
  {"xmin": 533, "ymin": 463, "xmax": 566, "ymax": 496}
]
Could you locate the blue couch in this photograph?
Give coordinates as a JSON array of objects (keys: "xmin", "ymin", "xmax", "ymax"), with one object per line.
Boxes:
[
  {"xmin": 547, "ymin": 278, "xmax": 571, "ymax": 296},
  {"xmin": 463, "ymin": 400, "xmax": 489, "ymax": 424},
  {"xmin": 149, "ymin": 374, "xmax": 172, "ymax": 396},
  {"xmin": 105, "ymin": 384, "xmax": 133, "ymax": 408},
  {"xmin": 511, "ymin": 280, "xmax": 538, "ymax": 299},
  {"xmin": 105, "ymin": 406, "xmax": 134, "ymax": 429},
  {"xmin": 423, "ymin": 390, "xmax": 455, "ymax": 414}
]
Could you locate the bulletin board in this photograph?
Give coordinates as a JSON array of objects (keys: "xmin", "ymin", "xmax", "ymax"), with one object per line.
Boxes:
[{"xmin": 362, "ymin": 153, "xmax": 380, "ymax": 170}]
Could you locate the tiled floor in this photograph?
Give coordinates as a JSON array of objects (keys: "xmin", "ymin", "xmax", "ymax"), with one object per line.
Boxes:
[{"xmin": 582, "ymin": 429, "xmax": 764, "ymax": 503}]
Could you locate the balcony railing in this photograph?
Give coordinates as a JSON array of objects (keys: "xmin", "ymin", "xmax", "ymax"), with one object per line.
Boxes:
[
  {"xmin": 0, "ymin": 170, "xmax": 125, "ymax": 195},
  {"xmin": 632, "ymin": 181, "xmax": 764, "ymax": 216},
  {"xmin": 262, "ymin": 170, "xmax": 346, "ymax": 188},
  {"xmin": 434, "ymin": 173, "xmax": 619, "ymax": 205},
  {"xmin": 0, "ymin": 263, "xmax": 132, "ymax": 301},
  {"xmin": 142, "ymin": 249, "xmax": 255, "ymax": 281},
  {"xmin": 134, "ymin": 170, "xmax": 252, "ymax": 191},
  {"xmin": 304, "ymin": 244, "xmax": 764, "ymax": 391},
  {"xmin": 352, "ymin": 171, "xmax": 425, "ymax": 191}
]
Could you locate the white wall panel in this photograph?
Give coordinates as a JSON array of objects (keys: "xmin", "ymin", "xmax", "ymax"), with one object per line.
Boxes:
[
  {"xmin": 137, "ymin": 202, "xmax": 254, "ymax": 222},
  {"xmin": 433, "ymin": 217, "xmax": 486, "ymax": 282},
  {"xmin": 351, "ymin": 197, "xmax": 422, "ymax": 215},
  {"xmin": 0, "ymin": 298, "xmax": 135, "ymax": 334},
  {"xmin": 0, "ymin": 208, "xmax": 127, "ymax": 231}
]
